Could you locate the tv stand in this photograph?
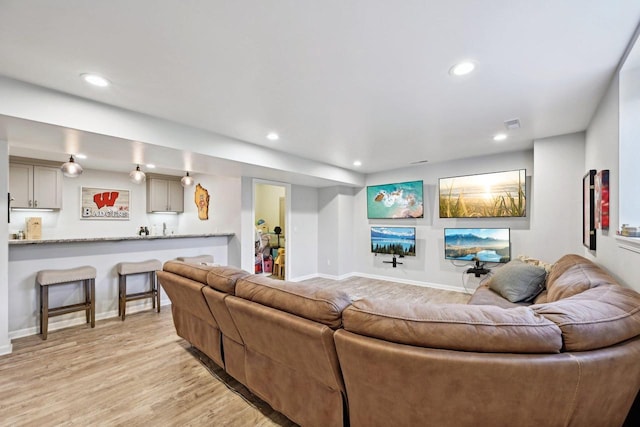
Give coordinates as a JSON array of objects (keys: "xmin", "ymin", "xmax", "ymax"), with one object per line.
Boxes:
[
  {"xmin": 383, "ymin": 255, "xmax": 403, "ymax": 268},
  {"xmin": 466, "ymin": 259, "xmax": 490, "ymax": 277}
]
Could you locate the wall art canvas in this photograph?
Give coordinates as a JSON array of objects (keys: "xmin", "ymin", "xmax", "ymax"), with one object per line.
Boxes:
[
  {"xmin": 583, "ymin": 170, "xmax": 596, "ymax": 250},
  {"xmin": 595, "ymin": 169, "xmax": 610, "ymax": 230},
  {"xmin": 195, "ymin": 183, "xmax": 210, "ymax": 220},
  {"xmin": 366, "ymin": 180, "xmax": 424, "ymax": 219},
  {"xmin": 439, "ymin": 169, "xmax": 526, "ymax": 218},
  {"xmin": 81, "ymin": 187, "xmax": 130, "ymax": 220}
]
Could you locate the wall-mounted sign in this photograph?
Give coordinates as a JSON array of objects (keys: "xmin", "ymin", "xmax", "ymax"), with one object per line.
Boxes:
[
  {"xmin": 81, "ymin": 187, "xmax": 130, "ymax": 220},
  {"xmin": 195, "ymin": 183, "xmax": 210, "ymax": 220}
]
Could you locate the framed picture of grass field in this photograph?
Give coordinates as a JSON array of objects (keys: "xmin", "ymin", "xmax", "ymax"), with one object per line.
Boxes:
[{"xmin": 439, "ymin": 169, "xmax": 526, "ymax": 218}]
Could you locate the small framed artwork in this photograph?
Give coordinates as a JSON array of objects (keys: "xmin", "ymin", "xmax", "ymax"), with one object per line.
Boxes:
[
  {"xmin": 583, "ymin": 170, "xmax": 596, "ymax": 250},
  {"xmin": 595, "ymin": 170, "xmax": 610, "ymax": 230},
  {"xmin": 81, "ymin": 187, "xmax": 130, "ymax": 220}
]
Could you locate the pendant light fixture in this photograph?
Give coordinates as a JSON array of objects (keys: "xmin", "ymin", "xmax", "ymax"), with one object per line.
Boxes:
[
  {"xmin": 60, "ymin": 155, "xmax": 83, "ymax": 178},
  {"xmin": 129, "ymin": 164, "xmax": 146, "ymax": 184},
  {"xmin": 181, "ymin": 171, "xmax": 194, "ymax": 187}
]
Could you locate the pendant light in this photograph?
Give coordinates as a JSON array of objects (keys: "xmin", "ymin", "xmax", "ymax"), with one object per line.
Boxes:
[
  {"xmin": 181, "ymin": 171, "xmax": 194, "ymax": 187},
  {"xmin": 129, "ymin": 164, "xmax": 146, "ymax": 184},
  {"xmin": 61, "ymin": 155, "xmax": 83, "ymax": 178}
]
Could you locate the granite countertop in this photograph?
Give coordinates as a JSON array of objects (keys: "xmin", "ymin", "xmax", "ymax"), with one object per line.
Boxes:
[{"xmin": 8, "ymin": 233, "xmax": 234, "ymax": 245}]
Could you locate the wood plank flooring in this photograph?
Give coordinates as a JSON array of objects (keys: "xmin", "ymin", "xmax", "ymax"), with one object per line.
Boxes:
[{"xmin": 0, "ymin": 276, "xmax": 468, "ymax": 426}]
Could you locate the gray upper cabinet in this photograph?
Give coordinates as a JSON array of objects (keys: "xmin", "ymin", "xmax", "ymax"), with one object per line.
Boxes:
[
  {"xmin": 147, "ymin": 177, "xmax": 184, "ymax": 213},
  {"xmin": 10, "ymin": 163, "xmax": 63, "ymax": 209}
]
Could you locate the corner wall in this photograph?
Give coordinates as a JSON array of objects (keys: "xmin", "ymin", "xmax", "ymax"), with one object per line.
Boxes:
[
  {"xmin": 0, "ymin": 140, "xmax": 12, "ymax": 354},
  {"xmin": 586, "ymin": 74, "xmax": 640, "ymax": 290}
]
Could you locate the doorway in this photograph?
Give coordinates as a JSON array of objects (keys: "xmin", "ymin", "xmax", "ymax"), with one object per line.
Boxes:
[{"xmin": 254, "ymin": 181, "xmax": 288, "ymax": 279}]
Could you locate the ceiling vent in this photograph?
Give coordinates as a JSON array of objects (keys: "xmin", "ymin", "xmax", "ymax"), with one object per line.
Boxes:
[{"xmin": 504, "ymin": 118, "xmax": 521, "ymax": 130}]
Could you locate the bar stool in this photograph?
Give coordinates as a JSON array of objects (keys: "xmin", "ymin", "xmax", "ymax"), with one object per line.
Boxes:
[
  {"xmin": 177, "ymin": 255, "xmax": 214, "ymax": 265},
  {"xmin": 36, "ymin": 265, "xmax": 96, "ymax": 340},
  {"xmin": 117, "ymin": 259, "xmax": 162, "ymax": 321}
]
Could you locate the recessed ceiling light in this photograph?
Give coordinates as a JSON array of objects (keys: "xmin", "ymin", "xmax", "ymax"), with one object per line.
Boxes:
[
  {"xmin": 146, "ymin": 164, "xmax": 156, "ymax": 169},
  {"xmin": 266, "ymin": 132, "xmax": 279, "ymax": 141},
  {"xmin": 449, "ymin": 61, "xmax": 476, "ymax": 76},
  {"xmin": 493, "ymin": 133, "xmax": 508, "ymax": 141},
  {"xmin": 74, "ymin": 153, "xmax": 87, "ymax": 159},
  {"xmin": 81, "ymin": 73, "xmax": 110, "ymax": 87},
  {"xmin": 353, "ymin": 160, "xmax": 362, "ymax": 167}
]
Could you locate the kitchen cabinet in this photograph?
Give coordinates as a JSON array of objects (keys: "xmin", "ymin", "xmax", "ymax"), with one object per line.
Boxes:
[
  {"xmin": 10, "ymin": 163, "xmax": 63, "ymax": 209},
  {"xmin": 147, "ymin": 177, "xmax": 184, "ymax": 213}
]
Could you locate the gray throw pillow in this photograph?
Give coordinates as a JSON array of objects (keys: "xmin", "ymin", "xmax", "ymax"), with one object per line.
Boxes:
[{"xmin": 488, "ymin": 260, "xmax": 547, "ymax": 303}]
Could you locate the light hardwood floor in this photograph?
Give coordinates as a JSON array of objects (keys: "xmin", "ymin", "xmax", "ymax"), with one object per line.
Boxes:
[{"xmin": 0, "ymin": 277, "xmax": 468, "ymax": 426}]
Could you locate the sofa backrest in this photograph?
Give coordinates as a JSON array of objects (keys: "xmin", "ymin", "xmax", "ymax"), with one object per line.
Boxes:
[
  {"xmin": 225, "ymin": 275, "xmax": 351, "ymax": 426},
  {"xmin": 545, "ymin": 254, "xmax": 618, "ymax": 302},
  {"xmin": 234, "ymin": 275, "xmax": 352, "ymax": 329},
  {"xmin": 342, "ymin": 298, "xmax": 562, "ymax": 354},
  {"xmin": 533, "ymin": 284, "xmax": 640, "ymax": 351}
]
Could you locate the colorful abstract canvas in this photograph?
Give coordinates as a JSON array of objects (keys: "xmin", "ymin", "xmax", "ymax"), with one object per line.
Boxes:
[{"xmin": 366, "ymin": 180, "xmax": 424, "ymax": 219}]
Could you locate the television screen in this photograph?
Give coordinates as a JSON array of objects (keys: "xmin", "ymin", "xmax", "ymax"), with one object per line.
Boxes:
[
  {"xmin": 444, "ymin": 228, "xmax": 510, "ymax": 263},
  {"xmin": 439, "ymin": 169, "xmax": 526, "ymax": 218},
  {"xmin": 367, "ymin": 180, "xmax": 424, "ymax": 219},
  {"xmin": 371, "ymin": 226, "xmax": 416, "ymax": 256}
]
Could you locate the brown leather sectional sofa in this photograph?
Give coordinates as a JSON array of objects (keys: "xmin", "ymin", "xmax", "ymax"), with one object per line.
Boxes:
[{"xmin": 157, "ymin": 254, "xmax": 640, "ymax": 427}]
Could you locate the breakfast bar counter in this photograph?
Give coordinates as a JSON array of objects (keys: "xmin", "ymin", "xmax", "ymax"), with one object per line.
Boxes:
[{"xmin": 8, "ymin": 233, "xmax": 236, "ymax": 339}]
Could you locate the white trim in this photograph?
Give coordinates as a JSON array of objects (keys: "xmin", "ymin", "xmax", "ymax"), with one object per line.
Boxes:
[
  {"xmin": 9, "ymin": 300, "xmax": 170, "ymax": 340},
  {"xmin": 0, "ymin": 343, "xmax": 12, "ymax": 355},
  {"xmin": 616, "ymin": 236, "xmax": 640, "ymax": 254}
]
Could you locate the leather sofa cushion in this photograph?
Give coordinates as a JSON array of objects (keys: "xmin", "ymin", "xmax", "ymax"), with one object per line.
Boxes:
[
  {"xmin": 163, "ymin": 261, "xmax": 250, "ymax": 295},
  {"xmin": 343, "ymin": 299, "xmax": 562, "ymax": 353},
  {"xmin": 163, "ymin": 260, "xmax": 215, "ymax": 284},
  {"xmin": 546, "ymin": 254, "xmax": 616, "ymax": 302},
  {"xmin": 235, "ymin": 275, "xmax": 352, "ymax": 329},
  {"xmin": 206, "ymin": 266, "xmax": 251, "ymax": 294},
  {"xmin": 533, "ymin": 285, "xmax": 640, "ymax": 351}
]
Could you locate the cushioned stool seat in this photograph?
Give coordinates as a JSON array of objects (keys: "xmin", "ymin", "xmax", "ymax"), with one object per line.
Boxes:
[
  {"xmin": 177, "ymin": 255, "xmax": 214, "ymax": 265},
  {"xmin": 117, "ymin": 259, "xmax": 162, "ymax": 321},
  {"xmin": 37, "ymin": 265, "xmax": 96, "ymax": 340}
]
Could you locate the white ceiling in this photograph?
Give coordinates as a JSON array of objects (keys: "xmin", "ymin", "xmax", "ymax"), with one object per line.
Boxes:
[{"xmin": 0, "ymin": 0, "xmax": 639, "ymax": 180}]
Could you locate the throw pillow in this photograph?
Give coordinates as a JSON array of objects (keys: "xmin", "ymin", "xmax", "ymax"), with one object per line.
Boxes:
[{"xmin": 488, "ymin": 260, "xmax": 547, "ymax": 303}]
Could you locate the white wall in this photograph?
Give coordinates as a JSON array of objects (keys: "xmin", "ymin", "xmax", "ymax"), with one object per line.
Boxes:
[
  {"xmin": 350, "ymin": 150, "xmax": 534, "ymax": 291},
  {"xmin": 619, "ymin": 65, "xmax": 640, "ymax": 226},
  {"xmin": 531, "ymin": 132, "xmax": 586, "ymax": 261},
  {"xmin": 289, "ymin": 185, "xmax": 319, "ymax": 280},
  {"xmin": 586, "ymin": 74, "xmax": 640, "ymax": 290},
  {"xmin": 179, "ymin": 173, "xmax": 242, "ymax": 266},
  {"xmin": 318, "ymin": 186, "xmax": 356, "ymax": 278},
  {"xmin": 0, "ymin": 140, "xmax": 12, "ymax": 354},
  {"xmin": 255, "ymin": 183, "xmax": 285, "ymax": 233}
]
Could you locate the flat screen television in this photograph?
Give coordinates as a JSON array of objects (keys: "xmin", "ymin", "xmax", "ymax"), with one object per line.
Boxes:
[
  {"xmin": 444, "ymin": 228, "xmax": 510, "ymax": 263},
  {"xmin": 367, "ymin": 180, "xmax": 424, "ymax": 219},
  {"xmin": 371, "ymin": 226, "xmax": 416, "ymax": 256},
  {"xmin": 439, "ymin": 169, "xmax": 526, "ymax": 218}
]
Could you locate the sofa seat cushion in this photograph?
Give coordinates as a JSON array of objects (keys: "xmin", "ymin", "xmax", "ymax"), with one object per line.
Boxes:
[
  {"xmin": 545, "ymin": 254, "xmax": 617, "ymax": 302},
  {"xmin": 469, "ymin": 284, "xmax": 532, "ymax": 308},
  {"xmin": 206, "ymin": 266, "xmax": 251, "ymax": 294},
  {"xmin": 235, "ymin": 275, "xmax": 352, "ymax": 329},
  {"xmin": 342, "ymin": 299, "xmax": 562, "ymax": 353},
  {"xmin": 487, "ymin": 260, "xmax": 547, "ymax": 303},
  {"xmin": 532, "ymin": 285, "xmax": 640, "ymax": 351}
]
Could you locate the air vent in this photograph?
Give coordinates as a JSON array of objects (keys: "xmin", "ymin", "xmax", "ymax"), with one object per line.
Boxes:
[{"xmin": 504, "ymin": 118, "xmax": 521, "ymax": 130}]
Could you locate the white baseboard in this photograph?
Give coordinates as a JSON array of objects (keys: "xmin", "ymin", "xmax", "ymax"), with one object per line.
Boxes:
[
  {"xmin": 9, "ymin": 299, "xmax": 171, "ymax": 340},
  {"xmin": 0, "ymin": 342, "xmax": 13, "ymax": 356}
]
